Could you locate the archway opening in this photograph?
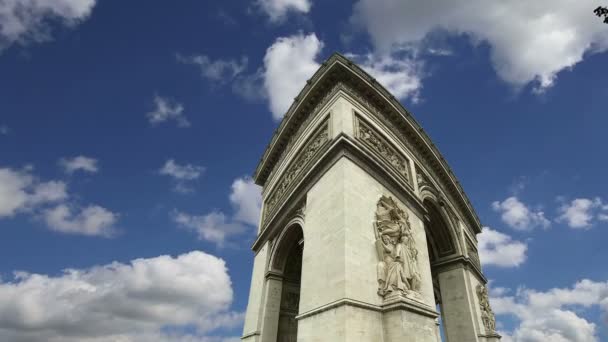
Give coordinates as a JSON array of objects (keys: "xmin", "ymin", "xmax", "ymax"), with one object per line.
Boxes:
[
  {"xmin": 274, "ymin": 225, "xmax": 303, "ymax": 342},
  {"xmin": 423, "ymin": 199, "xmax": 458, "ymax": 342}
]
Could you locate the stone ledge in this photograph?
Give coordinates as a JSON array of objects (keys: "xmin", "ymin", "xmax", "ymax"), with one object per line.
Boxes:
[
  {"xmin": 295, "ymin": 297, "xmax": 439, "ymax": 321},
  {"xmin": 240, "ymin": 330, "xmax": 260, "ymax": 340}
]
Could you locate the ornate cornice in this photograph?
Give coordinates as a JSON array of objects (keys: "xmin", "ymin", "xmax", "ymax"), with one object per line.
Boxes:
[{"xmin": 253, "ymin": 53, "xmax": 482, "ymax": 234}]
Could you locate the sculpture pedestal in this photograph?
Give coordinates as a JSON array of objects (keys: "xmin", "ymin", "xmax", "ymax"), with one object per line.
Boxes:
[
  {"xmin": 381, "ymin": 296, "xmax": 440, "ymax": 342},
  {"xmin": 479, "ymin": 333, "xmax": 502, "ymax": 342}
]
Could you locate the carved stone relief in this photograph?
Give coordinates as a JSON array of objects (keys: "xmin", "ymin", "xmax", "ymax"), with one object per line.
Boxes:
[
  {"xmin": 467, "ymin": 240, "xmax": 481, "ymax": 270},
  {"xmin": 341, "ymin": 82, "xmax": 479, "ymax": 235},
  {"xmin": 374, "ymin": 195, "xmax": 422, "ymax": 299},
  {"xmin": 264, "ymin": 124, "xmax": 329, "ymax": 224},
  {"xmin": 416, "ymin": 167, "xmax": 431, "ymax": 189},
  {"xmin": 357, "ymin": 119, "xmax": 411, "ymax": 185},
  {"xmin": 477, "ymin": 284, "xmax": 497, "ymax": 334},
  {"xmin": 266, "ymin": 83, "xmax": 342, "ymax": 183}
]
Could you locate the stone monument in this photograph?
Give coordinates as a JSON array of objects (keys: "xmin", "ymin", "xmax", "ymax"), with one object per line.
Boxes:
[{"xmin": 241, "ymin": 53, "xmax": 501, "ymax": 342}]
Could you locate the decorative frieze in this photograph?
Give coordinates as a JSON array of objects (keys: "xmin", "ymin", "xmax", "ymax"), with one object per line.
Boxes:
[
  {"xmin": 374, "ymin": 196, "xmax": 422, "ymax": 299},
  {"xmin": 467, "ymin": 240, "xmax": 481, "ymax": 270},
  {"xmin": 357, "ymin": 119, "xmax": 411, "ymax": 185},
  {"xmin": 263, "ymin": 124, "xmax": 330, "ymax": 224},
  {"xmin": 341, "ymin": 82, "xmax": 479, "ymax": 235},
  {"xmin": 266, "ymin": 83, "xmax": 343, "ymax": 183}
]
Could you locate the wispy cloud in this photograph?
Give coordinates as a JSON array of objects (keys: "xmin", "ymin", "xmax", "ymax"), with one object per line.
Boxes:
[
  {"xmin": 173, "ymin": 176, "xmax": 261, "ymax": 247},
  {"xmin": 0, "ymin": 166, "xmax": 118, "ymax": 237},
  {"xmin": 146, "ymin": 95, "xmax": 190, "ymax": 128},
  {"xmin": 59, "ymin": 156, "xmax": 99, "ymax": 174},
  {"xmin": 0, "ymin": 0, "xmax": 96, "ymax": 53},
  {"xmin": 159, "ymin": 159, "xmax": 205, "ymax": 194}
]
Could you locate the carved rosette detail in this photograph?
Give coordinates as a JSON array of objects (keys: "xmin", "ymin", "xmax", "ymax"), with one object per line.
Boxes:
[
  {"xmin": 374, "ymin": 195, "xmax": 422, "ymax": 299},
  {"xmin": 477, "ymin": 284, "xmax": 497, "ymax": 334},
  {"xmin": 264, "ymin": 125, "xmax": 329, "ymax": 224},
  {"xmin": 357, "ymin": 120, "xmax": 410, "ymax": 184}
]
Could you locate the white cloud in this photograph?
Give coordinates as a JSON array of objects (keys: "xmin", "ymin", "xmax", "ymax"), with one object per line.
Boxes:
[
  {"xmin": 0, "ymin": 167, "xmax": 67, "ymax": 217},
  {"xmin": 263, "ymin": 33, "xmax": 323, "ymax": 120},
  {"xmin": 0, "ymin": 0, "xmax": 96, "ymax": 53},
  {"xmin": 229, "ymin": 177, "xmax": 262, "ymax": 226},
  {"xmin": 557, "ymin": 197, "xmax": 606, "ymax": 229},
  {"xmin": 59, "ymin": 155, "xmax": 99, "ymax": 174},
  {"xmin": 347, "ymin": 51, "xmax": 423, "ymax": 102},
  {"xmin": 177, "ymin": 54, "xmax": 248, "ymax": 83},
  {"xmin": 173, "ymin": 211, "xmax": 248, "ymax": 248},
  {"xmin": 492, "ymin": 279, "xmax": 608, "ymax": 341},
  {"xmin": 147, "ymin": 95, "xmax": 190, "ymax": 128},
  {"xmin": 0, "ymin": 166, "xmax": 118, "ymax": 237},
  {"xmin": 492, "ymin": 197, "xmax": 550, "ymax": 231},
  {"xmin": 0, "ymin": 251, "xmax": 243, "ymax": 342},
  {"xmin": 352, "ymin": 0, "xmax": 608, "ymax": 92},
  {"xmin": 256, "ymin": 0, "xmax": 311, "ymax": 22},
  {"xmin": 478, "ymin": 227, "xmax": 527, "ymax": 268},
  {"xmin": 0, "ymin": 125, "xmax": 8, "ymax": 135},
  {"xmin": 174, "ymin": 176, "xmax": 261, "ymax": 247},
  {"xmin": 159, "ymin": 160, "xmax": 204, "ymax": 181},
  {"xmin": 159, "ymin": 159, "xmax": 205, "ymax": 193},
  {"xmin": 43, "ymin": 204, "xmax": 117, "ymax": 237}
]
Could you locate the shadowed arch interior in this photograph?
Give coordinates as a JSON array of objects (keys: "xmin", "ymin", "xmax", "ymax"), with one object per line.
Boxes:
[
  {"xmin": 272, "ymin": 224, "xmax": 303, "ymax": 342},
  {"xmin": 423, "ymin": 199, "xmax": 457, "ymax": 261}
]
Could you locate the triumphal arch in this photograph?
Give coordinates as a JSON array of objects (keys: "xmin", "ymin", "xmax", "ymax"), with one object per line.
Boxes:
[{"xmin": 241, "ymin": 54, "xmax": 501, "ymax": 342}]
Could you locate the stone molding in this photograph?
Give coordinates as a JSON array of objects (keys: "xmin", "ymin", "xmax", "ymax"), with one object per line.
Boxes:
[
  {"xmin": 241, "ymin": 331, "xmax": 260, "ymax": 339},
  {"xmin": 252, "ymin": 134, "xmax": 430, "ymax": 250},
  {"xmin": 295, "ymin": 297, "xmax": 438, "ymax": 321},
  {"xmin": 262, "ymin": 122, "xmax": 330, "ymax": 225},
  {"xmin": 431, "ymin": 255, "xmax": 488, "ymax": 283}
]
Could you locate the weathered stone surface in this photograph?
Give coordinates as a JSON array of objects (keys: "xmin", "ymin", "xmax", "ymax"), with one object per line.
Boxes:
[{"xmin": 241, "ymin": 53, "xmax": 499, "ymax": 342}]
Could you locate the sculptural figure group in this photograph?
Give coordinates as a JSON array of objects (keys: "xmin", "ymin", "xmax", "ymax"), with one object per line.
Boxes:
[
  {"xmin": 477, "ymin": 284, "xmax": 497, "ymax": 333},
  {"xmin": 374, "ymin": 195, "xmax": 422, "ymax": 298}
]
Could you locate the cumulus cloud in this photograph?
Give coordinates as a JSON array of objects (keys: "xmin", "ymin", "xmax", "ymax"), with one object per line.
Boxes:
[
  {"xmin": 478, "ymin": 227, "xmax": 527, "ymax": 267},
  {"xmin": 43, "ymin": 204, "xmax": 117, "ymax": 237},
  {"xmin": 147, "ymin": 95, "xmax": 190, "ymax": 128},
  {"xmin": 159, "ymin": 159, "xmax": 205, "ymax": 194},
  {"xmin": 59, "ymin": 155, "xmax": 99, "ymax": 174},
  {"xmin": 263, "ymin": 32, "xmax": 323, "ymax": 120},
  {"xmin": 352, "ymin": 0, "xmax": 608, "ymax": 92},
  {"xmin": 557, "ymin": 197, "xmax": 607, "ymax": 229},
  {"xmin": 0, "ymin": 166, "xmax": 118, "ymax": 236},
  {"xmin": 492, "ymin": 279, "xmax": 608, "ymax": 341},
  {"xmin": 0, "ymin": 167, "xmax": 67, "ymax": 217},
  {"xmin": 256, "ymin": 0, "xmax": 311, "ymax": 22},
  {"xmin": 492, "ymin": 197, "xmax": 550, "ymax": 231},
  {"xmin": 347, "ymin": 51, "xmax": 423, "ymax": 102},
  {"xmin": 229, "ymin": 177, "xmax": 262, "ymax": 226},
  {"xmin": 0, "ymin": 251, "xmax": 242, "ymax": 342},
  {"xmin": 174, "ymin": 177, "xmax": 261, "ymax": 247},
  {"xmin": 0, "ymin": 0, "xmax": 96, "ymax": 53}
]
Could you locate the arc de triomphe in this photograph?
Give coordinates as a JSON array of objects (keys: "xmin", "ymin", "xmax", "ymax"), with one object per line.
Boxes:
[{"xmin": 241, "ymin": 54, "xmax": 501, "ymax": 342}]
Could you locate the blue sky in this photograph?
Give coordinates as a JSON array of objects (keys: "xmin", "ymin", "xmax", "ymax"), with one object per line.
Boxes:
[{"xmin": 1, "ymin": 1, "xmax": 607, "ymax": 341}]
